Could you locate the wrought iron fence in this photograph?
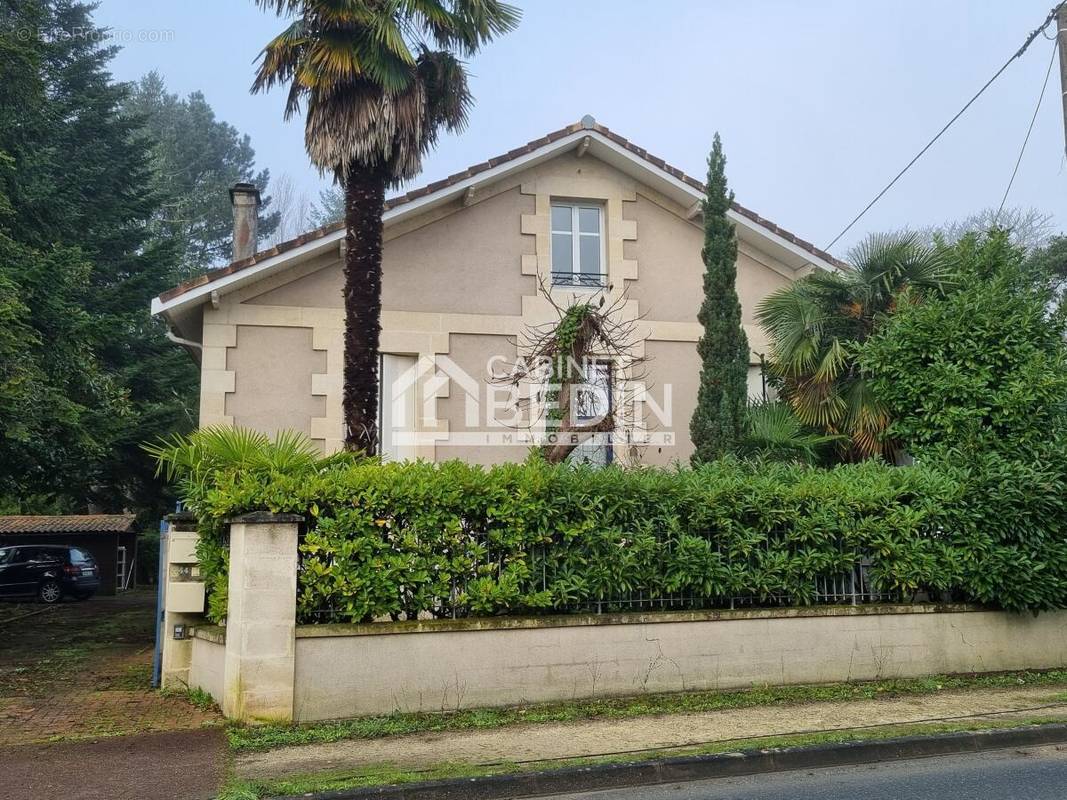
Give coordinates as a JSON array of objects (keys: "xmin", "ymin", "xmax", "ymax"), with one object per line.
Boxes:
[{"xmin": 300, "ymin": 533, "xmax": 898, "ymax": 624}]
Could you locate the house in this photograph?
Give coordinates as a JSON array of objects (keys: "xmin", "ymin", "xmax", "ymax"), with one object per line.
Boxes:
[
  {"xmin": 0, "ymin": 514, "xmax": 139, "ymax": 595},
  {"xmin": 151, "ymin": 117, "xmax": 842, "ymax": 465}
]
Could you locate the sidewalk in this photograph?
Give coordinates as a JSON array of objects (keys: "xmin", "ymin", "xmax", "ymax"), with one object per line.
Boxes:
[{"xmin": 236, "ymin": 684, "xmax": 1067, "ymax": 784}]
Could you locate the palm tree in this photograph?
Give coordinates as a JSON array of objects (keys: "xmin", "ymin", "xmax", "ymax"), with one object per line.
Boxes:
[
  {"xmin": 145, "ymin": 426, "xmax": 356, "ymax": 512},
  {"xmin": 755, "ymin": 232, "xmax": 950, "ymax": 459},
  {"xmin": 252, "ymin": 0, "xmax": 520, "ymax": 453}
]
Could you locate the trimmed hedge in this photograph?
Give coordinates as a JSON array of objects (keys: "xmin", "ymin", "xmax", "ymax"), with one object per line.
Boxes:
[{"xmin": 186, "ymin": 455, "xmax": 1067, "ymax": 622}]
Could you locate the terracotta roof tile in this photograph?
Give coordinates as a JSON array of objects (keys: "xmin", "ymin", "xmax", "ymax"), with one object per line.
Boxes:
[
  {"xmin": 0, "ymin": 515, "xmax": 138, "ymax": 535},
  {"xmin": 156, "ymin": 120, "xmax": 845, "ymax": 305}
]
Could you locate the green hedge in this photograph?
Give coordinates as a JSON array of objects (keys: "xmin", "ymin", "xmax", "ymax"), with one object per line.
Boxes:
[{"xmin": 185, "ymin": 455, "xmax": 1067, "ymax": 622}]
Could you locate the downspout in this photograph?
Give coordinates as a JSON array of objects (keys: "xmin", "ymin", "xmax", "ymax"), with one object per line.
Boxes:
[{"xmin": 165, "ymin": 328, "xmax": 203, "ymax": 353}]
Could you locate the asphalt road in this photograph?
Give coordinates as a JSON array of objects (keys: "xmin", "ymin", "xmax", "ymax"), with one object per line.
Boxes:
[{"xmin": 546, "ymin": 745, "xmax": 1067, "ymax": 800}]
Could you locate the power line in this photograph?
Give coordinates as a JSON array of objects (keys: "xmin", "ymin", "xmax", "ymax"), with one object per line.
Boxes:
[
  {"xmin": 824, "ymin": 2, "xmax": 1066, "ymax": 252},
  {"xmin": 996, "ymin": 40, "xmax": 1058, "ymax": 220}
]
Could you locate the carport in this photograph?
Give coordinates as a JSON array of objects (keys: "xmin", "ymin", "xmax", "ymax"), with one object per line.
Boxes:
[{"xmin": 0, "ymin": 515, "xmax": 139, "ymax": 595}]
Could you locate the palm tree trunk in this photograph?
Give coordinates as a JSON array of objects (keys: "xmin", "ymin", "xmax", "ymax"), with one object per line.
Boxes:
[{"xmin": 342, "ymin": 165, "xmax": 386, "ymax": 453}]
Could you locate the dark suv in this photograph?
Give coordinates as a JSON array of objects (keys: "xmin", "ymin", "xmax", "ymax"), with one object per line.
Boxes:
[{"xmin": 0, "ymin": 545, "xmax": 100, "ymax": 603}]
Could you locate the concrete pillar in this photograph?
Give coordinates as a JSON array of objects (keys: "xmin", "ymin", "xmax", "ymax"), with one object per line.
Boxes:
[
  {"xmin": 222, "ymin": 512, "xmax": 302, "ymax": 722},
  {"xmin": 160, "ymin": 512, "xmax": 206, "ymax": 689}
]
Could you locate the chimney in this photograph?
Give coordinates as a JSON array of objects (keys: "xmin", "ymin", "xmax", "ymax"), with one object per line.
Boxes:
[{"xmin": 230, "ymin": 182, "xmax": 261, "ymax": 262}]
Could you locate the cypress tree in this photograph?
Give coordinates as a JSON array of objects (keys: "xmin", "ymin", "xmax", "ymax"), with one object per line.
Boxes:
[{"xmin": 689, "ymin": 133, "xmax": 750, "ymax": 464}]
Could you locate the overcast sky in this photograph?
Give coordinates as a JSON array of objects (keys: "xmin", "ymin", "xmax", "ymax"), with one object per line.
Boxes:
[{"xmin": 93, "ymin": 0, "xmax": 1067, "ymax": 257}]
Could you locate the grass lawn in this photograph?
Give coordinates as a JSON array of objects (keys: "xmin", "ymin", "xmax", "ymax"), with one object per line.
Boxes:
[{"xmin": 227, "ymin": 668, "xmax": 1067, "ymax": 753}]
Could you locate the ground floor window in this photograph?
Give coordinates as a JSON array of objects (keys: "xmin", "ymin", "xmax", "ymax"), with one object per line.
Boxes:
[{"xmin": 568, "ymin": 361, "xmax": 612, "ymax": 466}]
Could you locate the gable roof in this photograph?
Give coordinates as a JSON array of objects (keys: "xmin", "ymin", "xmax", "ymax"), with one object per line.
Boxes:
[
  {"xmin": 0, "ymin": 515, "xmax": 138, "ymax": 535},
  {"xmin": 153, "ymin": 117, "xmax": 844, "ymax": 317}
]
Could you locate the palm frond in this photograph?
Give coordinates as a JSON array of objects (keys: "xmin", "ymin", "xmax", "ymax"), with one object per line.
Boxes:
[
  {"xmin": 143, "ymin": 426, "xmax": 377, "ymax": 514},
  {"xmin": 255, "ymin": 0, "xmax": 303, "ymax": 15},
  {"xmin": 252, "ymin": 21, "xmax": 309, "ymax": 96},
  {"xmin": 756, "ymin": 285, "xmax": 826, "ymax": 375},
  {"xmin": 146, "ymin": 427, "xmax": 317, "ymax": 486},
  {"xmin": 422, "ymin": 0, "xmax": 521, "ymax": 54},
  {"xmin": 417, "ymin": 48, "xmax": 472, "ymax": 133},
  {"xmin": 742, "ymin": 401, "xmax": 844, "ymax": 463},
  {"xmin": 849, "ymin": 231, "xmax": 953, "ymax": 304},
  {"xmin": 788, "ymin": 376, "xmax": 847, "ymax": 430},
  {"xmin": 840, "ymin": 377, "xmax": 891, "ymax": 457},
  {"xmin": 758, "ymin": 231, "xmax": 954, "ymax": 461},
  {"xmin": 264, "ymin": 428, "xmax": 324, "ymax": 472},
  {"xmin": 813, "ymin": 337, "xmax": 848, "ymax": 382},
  {"xmin": 253, "ymin": 0, "xmax": 519, "ymax": 180}
]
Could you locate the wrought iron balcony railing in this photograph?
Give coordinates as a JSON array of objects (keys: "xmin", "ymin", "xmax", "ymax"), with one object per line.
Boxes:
[{"xmin": 550, "ymin": 271, "xmax": 607, "ymax": 288}]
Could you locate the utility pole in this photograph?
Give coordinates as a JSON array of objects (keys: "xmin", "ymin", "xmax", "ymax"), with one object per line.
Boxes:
[{"xmin": 1058, "ymin": 3, "xmax": 1067, "ymax": 157}]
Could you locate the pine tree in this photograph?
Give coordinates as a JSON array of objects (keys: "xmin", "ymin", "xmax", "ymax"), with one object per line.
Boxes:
[
  {"xmin": 0, "ymin": 1, "xmax": 199, "ymax": 517},
  {"xmin": 123, "ymin": 73, "xmax": 279, "ymax": 277},
  {"xmin": 689, "ymin": 133, "xmax": 750, "ymax": 464},
  {"xmin": 0, "ymin": 0, "xmax": 128, "ymax": 509},
  {"xmin": 1, "ymin": 1, "xmax": 288, "ymax": 517}
]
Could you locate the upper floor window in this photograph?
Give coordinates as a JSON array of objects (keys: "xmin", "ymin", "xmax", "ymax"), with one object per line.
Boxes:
[{"xmin": 551, "ymin": 203, "xmax": 604, "ymax": 287}]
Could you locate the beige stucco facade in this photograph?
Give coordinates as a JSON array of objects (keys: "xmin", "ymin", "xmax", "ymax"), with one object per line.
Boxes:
[{"xmin": 157, "ymin": 124, "xmax": 833, "ymax": 464}]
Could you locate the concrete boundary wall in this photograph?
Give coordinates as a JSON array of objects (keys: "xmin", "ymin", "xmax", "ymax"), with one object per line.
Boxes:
[
  {"xmin": 189, "ymin": 628, "xmax": 225, "ymax": 702},
  {"xmin": 177, "ymin": 514, "xmax": 1067, "ymax": 724},
  {"xmin": 290, "ymin": 606, "xmax": 1067, "ymax": 721}
]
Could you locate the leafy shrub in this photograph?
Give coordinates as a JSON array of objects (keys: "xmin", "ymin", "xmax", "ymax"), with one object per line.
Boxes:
[
  {"xmin": 253, "ymin": 458, "xmax": 963, "ymax": 621},
  {"xmin": 152, "ymin": 424, "xmax": 1067, "ymax": 622},
  {"xmin": 934, "ymin": 442, "xmax": 1067, "ymax": 611},
  {"xmin": 856, "ymin": 231, "xmax": 1067, "ymax": 613},
  {"xmin": 307, "ymin": 456, "xmax": 1063, "ymax": 617},
  {"xmin": 860, "ymin": 231, "xmax": 1067, "ymax": 457},
  {"xmin": 146, "ymin": 425, "xmax": 368, "ymax": 621}
]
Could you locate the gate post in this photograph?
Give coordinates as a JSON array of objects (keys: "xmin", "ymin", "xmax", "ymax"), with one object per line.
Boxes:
[
  {"xmin": 222, "ymin": 512, "xmax": 302, "ymax": 722},
  {"xmin": 160, "ymin": 511, "xmax": 205, "ymax": 689}
]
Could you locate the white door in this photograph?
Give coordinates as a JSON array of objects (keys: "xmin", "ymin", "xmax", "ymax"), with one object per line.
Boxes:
[{"xmin": 379, "ymin": 354, "xmax": 418, "ymax": 461}]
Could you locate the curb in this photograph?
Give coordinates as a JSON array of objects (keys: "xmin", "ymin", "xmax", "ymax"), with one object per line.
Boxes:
[{"xmin": 271, "ymin": 723, "xmax": 1067, "ymax": 800}]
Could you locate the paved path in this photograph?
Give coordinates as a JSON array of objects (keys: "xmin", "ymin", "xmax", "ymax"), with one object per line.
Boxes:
[
  {"xmin": 545, "ymin": 743, "xmax": 1067, "ymax": 799},
  {"xmin": 236, "ymin": 684, "xmax": 1067, "ymax": 781},
  {"xmin": 0, "ymin": 591, "xmax": 226, "ymax": 799},
  {"xmin": 0, "ymin": 591, "xmax": 219, "ymax": 745},
  {"xmin": 0, "ymin": 728, "xmax": 227, "ymax": 800}
]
